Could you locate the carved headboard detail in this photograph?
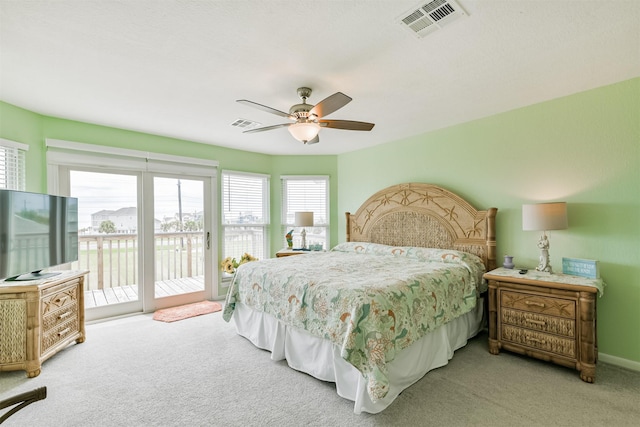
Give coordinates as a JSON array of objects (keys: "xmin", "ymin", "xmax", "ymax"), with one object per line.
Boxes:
[{"xmin": 346, "ymin": 183, "xmax": 498, "ymax": 270}]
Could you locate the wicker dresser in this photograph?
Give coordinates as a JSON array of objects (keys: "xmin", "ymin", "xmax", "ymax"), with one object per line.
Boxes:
[
  {"xmin": 484, "ymin": 268, "xmax": 603, "ymax": 383},
  {"xmin": 0, "ymin": 270, "xmax": 88, "ymax": 378}
]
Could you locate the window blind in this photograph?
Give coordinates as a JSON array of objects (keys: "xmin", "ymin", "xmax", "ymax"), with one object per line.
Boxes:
[
  {"xmin": 281, "ymin": 176, "xmax": 329, "ymax": 250},
  {"xmin": 221, "ymin": 171, "xmax": 270, "ymax": 262},
  {"xmin": 281, "ymin": 176, "xmax": 329, "ymax": 225},
  {"xmin": 0, "ymin": 139, "xmax": 28, "ymax": 190},
  {"xmin": 222, "ymin": 171, "xmax": 269, "ymax": 225}
]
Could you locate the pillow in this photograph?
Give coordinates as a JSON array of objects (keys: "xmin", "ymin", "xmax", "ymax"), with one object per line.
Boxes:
[{"xmin": 332, "ymin": 241, "xmax": 486, "ymax": 290}]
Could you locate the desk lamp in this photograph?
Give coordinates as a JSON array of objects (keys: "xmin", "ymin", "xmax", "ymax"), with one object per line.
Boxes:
[
  {"xmin": 294, "ymin": 211, "xmax": 314, "ymax": 250},
  {"xmin": 522, "ymin": 202, "xmax": 568, "ymax": 273}
]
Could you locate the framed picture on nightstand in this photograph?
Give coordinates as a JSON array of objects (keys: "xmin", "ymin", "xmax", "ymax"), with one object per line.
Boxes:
[{"xmin": 562, "ymin": 257, "xmax": 600, "ymax": 279}]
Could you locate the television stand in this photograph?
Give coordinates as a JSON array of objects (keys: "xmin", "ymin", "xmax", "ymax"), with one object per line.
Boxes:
[
  {"xmin": 5, "ymin": 271, "xmax": 61, "ymax": 282},
  {"xmin": 0, "ymin": 270, "xmax": 88, "ymax": 377}
]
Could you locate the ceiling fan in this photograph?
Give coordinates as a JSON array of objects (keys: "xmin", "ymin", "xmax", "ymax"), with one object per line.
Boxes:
[{"xmin": 236, "ymin": 87, "xmax": 375, "ymax": 144}]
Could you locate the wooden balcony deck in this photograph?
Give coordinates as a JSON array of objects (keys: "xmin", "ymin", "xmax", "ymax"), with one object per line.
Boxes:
[{"xmin": 84, "ymin": 276, "xmax": 205, "ymax": 308}]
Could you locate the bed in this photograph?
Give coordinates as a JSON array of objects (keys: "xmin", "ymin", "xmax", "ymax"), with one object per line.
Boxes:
[{"xmin": 223, "ymin": 183, "xmax": 497, "ymax": 414}]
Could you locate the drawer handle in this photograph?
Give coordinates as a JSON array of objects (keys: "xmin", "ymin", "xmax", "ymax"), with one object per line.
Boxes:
[
  {"xmin": 525, "ymin": 335, "xmax": 546, "ymax": 345},
  {"xmin": 58, "ymin": 328, "xmax": 70, "ymax": 337},
  {"xmin": 58, "ymin": 311, "xmax": 72, "ymax": 320},
  {"xmin": 525, "ymin": 301, "xmax": 545, "ymax": 308},
  {"xmin": 55, "ymin": 296, "xmax": 69, "ymax": 305},
  {"xmin": 525, "ymin": 319, "xmax": 546, "ymax": 326}
]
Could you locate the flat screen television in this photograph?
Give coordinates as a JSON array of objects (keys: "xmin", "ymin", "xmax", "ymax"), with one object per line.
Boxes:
[{"xmin": 0, "ymin": 189, "xmax": 79, "ymax": 281}]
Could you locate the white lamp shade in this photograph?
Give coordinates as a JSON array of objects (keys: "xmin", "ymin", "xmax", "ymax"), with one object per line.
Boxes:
[
  {"xmin": 522, "ymin": 202, "xmax": 568, "ymax": 231},
  {"xmin": 294, "ymin": 211, "xmax": 314, "ymax": 227},
  {"xmin": 288, "ymin": 122, "xmax": 321, "ymax": 142}
]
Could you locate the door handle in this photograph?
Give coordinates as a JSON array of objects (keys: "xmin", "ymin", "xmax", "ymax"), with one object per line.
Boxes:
[{"xmin": 206, "ymin": 232, "xmax": 210, "ymax": 250}]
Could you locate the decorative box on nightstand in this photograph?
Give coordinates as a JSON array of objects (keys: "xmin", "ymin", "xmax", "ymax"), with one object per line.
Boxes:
[{"xmin": 484, "ymin": 267, "xmax": 604, "ymax": 383}]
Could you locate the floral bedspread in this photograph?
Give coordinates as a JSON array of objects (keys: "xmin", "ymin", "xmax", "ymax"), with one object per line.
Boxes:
[{"xmin": 223, "ymin": 242, "xmax": 486, "ymax": 402}]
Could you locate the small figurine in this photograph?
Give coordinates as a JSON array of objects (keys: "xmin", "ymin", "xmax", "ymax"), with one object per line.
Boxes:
[{"xmin": 285, "ymin": 230, "xmax": 294, "ymax": 248}]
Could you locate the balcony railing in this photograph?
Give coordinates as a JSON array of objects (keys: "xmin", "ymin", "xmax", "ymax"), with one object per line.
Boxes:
[{"xmin": 75, "ymin": 232, "xmax": 204, "ymax": 292}]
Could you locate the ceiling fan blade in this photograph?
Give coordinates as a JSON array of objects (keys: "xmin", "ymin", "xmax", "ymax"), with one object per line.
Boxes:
[
  {"xmin": 242, "ymin": 123, "xmax": 292, "ymax": 134},
  {"xmin": 309, "ymin": 92, "xmax": 352, "ymax": 118},
  {"xmin": 318, "ymin": 120, "xmax": 375, "ymax": 131},
  {"xmin": 306, "ymin": 135, "xmax": 320, "ymax": 145},
  {"xmin": 237, "ymin": 100, "xmax": 295, "ymax": 119}
]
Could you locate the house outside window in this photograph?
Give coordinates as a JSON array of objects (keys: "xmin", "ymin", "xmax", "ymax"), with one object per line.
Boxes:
[
  {"xmin": 281, "ymin": 176, "xmax": 329, "ymax": 250},
  {"xmin": 0, "ymin": 138, "xmax": 28, "ymax": 190},
  {"xmin": 221, "ymin": 171, "xmax": 269, "ymax": 267}
]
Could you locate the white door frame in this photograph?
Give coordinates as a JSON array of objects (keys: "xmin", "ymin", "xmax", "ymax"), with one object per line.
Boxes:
[
  {"xmin": 142, "ymin": 172, "xmax": 216, "ymax": 311},
  {"xmin": 46, "ymin": 139, "xmax": 219, "ymax": 320}
]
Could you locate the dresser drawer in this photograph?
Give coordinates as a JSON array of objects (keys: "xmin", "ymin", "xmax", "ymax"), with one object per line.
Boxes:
[
  {"xmin": 42, "ymin": 301, "xmax": 79, "ymax": 332},
  {"xmin": 42, "ymin": 316, "xmax": 79, "ymax": 354},
  {"xmin": 502, "ymin": 325, "xmax": 576, "ymax": 358},
  {"xmin": 41, "ymin": 280, "xmax": 79, "ymax": 316},
  {"xmin": 501, "ymin": 308, "xmax": 575, "ymax": 338},
  {"xmin": 500, "ymin": 289, "xmax": 575, "ymax": 319},
  {"xmin": 41, "ymin": 280, "xmax": 81, "ymax": 354}
]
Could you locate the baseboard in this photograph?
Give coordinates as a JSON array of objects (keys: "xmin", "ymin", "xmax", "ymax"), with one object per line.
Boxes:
[{"xmin": 599, "ymin": 352, "xmax": 640, "ymax": 372}]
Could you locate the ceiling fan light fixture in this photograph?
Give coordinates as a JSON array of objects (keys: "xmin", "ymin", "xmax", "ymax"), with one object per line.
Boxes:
[{"xmin": 288, "ymin": 122, "xmax": 321, "ymax": 143}]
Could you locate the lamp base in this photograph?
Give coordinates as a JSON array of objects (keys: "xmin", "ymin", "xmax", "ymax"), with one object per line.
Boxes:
[
  {"xmin": 535, "ymin": 232, "xmax": 553, "ymax": 274},
  {"xmin": 300, "ymin": 228, "xmax": 307, "ymax": 250}
]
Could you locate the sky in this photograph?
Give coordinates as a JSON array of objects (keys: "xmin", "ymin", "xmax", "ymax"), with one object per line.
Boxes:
[{"xmin": 69, "ymin": 171, "xmax": 203, "ymax": 229}]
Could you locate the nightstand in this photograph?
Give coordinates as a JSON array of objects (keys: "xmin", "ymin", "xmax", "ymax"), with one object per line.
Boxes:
[
  {"xmin": 484, "ymin": 268, "xmax": 604, "ymax": 383},
  {"xmin": 275, "ymin": 249, "xmax": 308, "ymax": 257}
]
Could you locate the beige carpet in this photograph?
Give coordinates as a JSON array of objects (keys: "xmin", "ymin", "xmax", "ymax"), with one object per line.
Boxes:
[
  {"xmin": 152, "ymin": 300, "xmax": 222, "ymax": 322},
  {"xmin": 1, "ymin": 311, "xmax": 639, "ymax": 426}
]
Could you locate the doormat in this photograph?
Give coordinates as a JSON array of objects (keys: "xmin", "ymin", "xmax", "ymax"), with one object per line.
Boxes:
[{"xmin": 153, "ymin": 300, "xmax": 222, "ymax": 323}]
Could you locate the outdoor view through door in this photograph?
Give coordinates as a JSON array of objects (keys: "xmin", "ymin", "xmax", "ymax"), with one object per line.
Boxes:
[
  {"xmin": 69, "ymin": 171, "xmax": 205, "ymax": 309},
  {"xmin": 153, "ymin": 177, "xmax": 205, "ymax": 298},
  {"xmin": 70, "ymin": 171, "xmax": 140, "ymax": 308}
]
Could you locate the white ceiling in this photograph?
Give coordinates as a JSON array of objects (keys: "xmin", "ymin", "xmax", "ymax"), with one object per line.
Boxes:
[{"xmin": 1, "ymin": 0, "xmax": 639, "ymax": 155}]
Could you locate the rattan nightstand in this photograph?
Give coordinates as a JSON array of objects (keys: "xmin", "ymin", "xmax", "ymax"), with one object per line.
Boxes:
[
  {"xmin": 484, "ymin": 268, "xmax": 604, "ymax": 383},
  {"xmin": 275, "ymin": 249, "xmax": 309, "ymax": 257}
]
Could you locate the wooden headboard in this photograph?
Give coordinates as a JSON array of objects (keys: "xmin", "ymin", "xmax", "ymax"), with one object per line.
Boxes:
[{"xmin": 346, "ymin": 183, "xmax": 498, "ymax": 270}]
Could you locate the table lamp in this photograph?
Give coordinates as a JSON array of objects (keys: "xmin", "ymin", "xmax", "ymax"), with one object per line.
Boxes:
[
  {"xmin": 294, "ymin": 211, "xmax": 314, "ymax": 250},
  {"xmin": 522, "ymin": 202, "xmax": 568, "ymax": 273}
]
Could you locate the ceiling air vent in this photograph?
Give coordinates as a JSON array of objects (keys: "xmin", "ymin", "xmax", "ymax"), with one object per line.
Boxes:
[
  {"xmin": 397, "ymin": 0, "xmax": 467, "ymax": 38},
  {"xmin": 230, "ymin": 118, "xmax": 261, "ymax": 131}
]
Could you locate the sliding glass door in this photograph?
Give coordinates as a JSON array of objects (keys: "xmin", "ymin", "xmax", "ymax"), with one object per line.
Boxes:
[
  {"xmin": 147, "ymin": 175, "xmax": 208, "ymax": 310},
  {"xmin": 47, "ymin": 141, "xmax": 219, "ymax": 321},
  {"xmin": 64, "ymin": 169, "xmax": 214, "ymax": 320},
  {"xmin": 70, "ymin": 170, "xmax": 143, "ymax": 317}
]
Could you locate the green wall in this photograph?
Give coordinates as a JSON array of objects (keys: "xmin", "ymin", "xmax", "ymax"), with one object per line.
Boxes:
[
  {"xmin": 0, "ymin": 103, "xmax": 45, "ymax": 189},
  {"xmin": 0, "ymin": 101, "xmax": 338, "ymax": 292},
  {"xmin": 337, "ymin": 77, "xmax": 640, "ymax": 364}
]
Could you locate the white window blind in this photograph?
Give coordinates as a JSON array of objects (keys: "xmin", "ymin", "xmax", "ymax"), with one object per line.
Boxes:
[
  {"xmin": 221, "ymin": 171, "xmax": 269, "ymax": 263},
  {"xmin": 281, "ymin": 176, "xmax": 329, "ymax": 250},
  {"xmin": 0, "ymin": 139, "xmax": 28, "ymax": 190}
]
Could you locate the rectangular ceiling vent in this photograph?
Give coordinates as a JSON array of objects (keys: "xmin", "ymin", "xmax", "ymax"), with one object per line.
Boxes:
[
  {"xmin": 397, "ymin": 0, "xmax": 467, "ymax": 38},
  {"xmin": 231, "ymin": 118, "xmax": 261, "ymax": 131}
]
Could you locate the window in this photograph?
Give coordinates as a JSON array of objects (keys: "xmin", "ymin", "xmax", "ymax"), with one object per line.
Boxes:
[
  {"xmin": 281, "ymin": 176, "xmax": 329, "ymax": 250},
  {"xmin": 0, "ymin": 138, "xmax": 28, "ymax": 190},
  {"xmin": 222, "ymin": 171, "xmax": 270, "ymax": 265}
]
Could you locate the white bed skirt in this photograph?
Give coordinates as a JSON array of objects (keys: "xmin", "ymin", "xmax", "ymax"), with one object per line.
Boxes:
[{"xmin": 231, "ymin": 298, "xmax": 484, "ymax": 414}]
